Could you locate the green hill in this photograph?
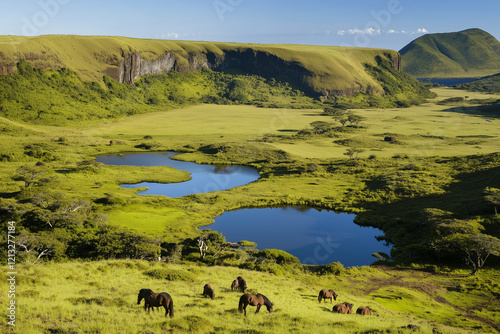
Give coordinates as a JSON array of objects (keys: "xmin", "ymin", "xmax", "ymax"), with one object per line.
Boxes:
[
  {"xmin": 455, "ymin": 72, "xmax": 500, "ymax": 93},
  {"xmin": 0, "ymin": 35, "xmax": 401, "ymax": 98},
  {"xmin": 400, "ymin": 28, "xmax": 500, "ymax": 78}
]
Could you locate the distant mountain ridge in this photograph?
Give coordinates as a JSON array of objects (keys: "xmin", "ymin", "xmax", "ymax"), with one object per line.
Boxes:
[{"xmin": 400, "ymin": 28, "xmax": 500, "ymax": 78}]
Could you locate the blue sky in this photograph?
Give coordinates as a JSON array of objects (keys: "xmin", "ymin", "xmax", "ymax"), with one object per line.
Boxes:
[{"xmin": 1, "ymin": 0, "xmax": 500, "ymax": 51}]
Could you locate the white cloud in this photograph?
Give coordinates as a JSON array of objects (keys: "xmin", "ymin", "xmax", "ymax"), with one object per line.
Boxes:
[
  {"xmin": 337, "ymin": 27, "xmax": 381, "ymax": 36},
  {"xmin": 336, "ymin": 28, "xmax": 428, "ymax": 37},
  {"xmin": 165, "ymin": 32, "xmax": 179, "ymax": 39}
]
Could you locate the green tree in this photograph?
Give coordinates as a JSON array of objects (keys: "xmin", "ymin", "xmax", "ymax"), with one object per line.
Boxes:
[
  {"xmin": 309, "ymin": 121, "xmax": 332, "ymax": 134},
  {"xmin": 14, "ymin": 164, "xmax": 52, "ymax": 188},
  {"xmin": 344, "ymin": 148, "xmax": 364, "ymax": 160},
  {"xmin": 441, "ymin": 233, "xmax": 500, "ymax": 275},
  {"xmin": 484, "ymin": 187, "xmax": 500, "ymax": 216},
  {"xmin": 347, "ymin": 113, "xmax": 366, "ymax": 125},
  {"xmin": 435, "ymin": 218, "xmax": 500, "ymax": 275}
]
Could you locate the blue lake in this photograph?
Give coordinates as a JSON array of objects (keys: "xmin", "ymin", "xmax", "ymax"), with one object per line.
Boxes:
[
  {"xmin": 201, "ymin": 207, "xmax": 391, "ymax": 267},
  {"xmin": 95, "ymin": 151, "xmax": 261, "ymax": 198}
]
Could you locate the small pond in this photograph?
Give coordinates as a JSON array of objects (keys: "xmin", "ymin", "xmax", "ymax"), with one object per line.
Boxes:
[
  {"xmin": 201, "ymin": 207, "xmax": 391, "ymax": 267},
  {"xmin": 95, "ymin": 151, "xmax": 261, "ymax": 198}
]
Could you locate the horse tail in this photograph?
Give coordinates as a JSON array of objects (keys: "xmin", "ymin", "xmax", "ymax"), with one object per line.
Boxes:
[
  {"xmin": 168, "ymin": 298, "xmax": 174, "ymax": 318},
  {"xmin": 318, "ymin": 290, "xmax": 323, "ymax": 303},
  {"xmin": 238, "ymin": 295, "xmax": 244, "ymax": 313}
]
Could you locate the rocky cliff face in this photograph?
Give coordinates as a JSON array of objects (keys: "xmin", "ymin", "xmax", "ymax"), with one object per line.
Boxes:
[
  {"xmin": 107, "ymin": 49, "xmax": 316, "ymax": 95},
  {"xmin": 104, "ymin": 51, "xmax": 178, "ymax": 84},
  {"xmin": 106, "ymin": 48, "xmax": 402, "ymax": 97}
]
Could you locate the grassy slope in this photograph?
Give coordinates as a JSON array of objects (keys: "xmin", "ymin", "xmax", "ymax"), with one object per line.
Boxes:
[
  {"xmin": 1, "ymin": 260, "xmax": 498, "ymax": 333},
  {"xmin": 400, "ymin": 28, "xmax": 500, "ymax": 78},
  {"xmin": 0, "ymin": 35, "xmax": 398, "ymax": 93},
  {"xmin": 455, "ymin": 72, "xmax": 500, "ymax": 93}
]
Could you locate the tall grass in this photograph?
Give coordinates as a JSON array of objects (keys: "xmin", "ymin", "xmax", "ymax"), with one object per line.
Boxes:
[{"xmin": 1, "ymin": 260, "xmax": 496, "ymax": 333}]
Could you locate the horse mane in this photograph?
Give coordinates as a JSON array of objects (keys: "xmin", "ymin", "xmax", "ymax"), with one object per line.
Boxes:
[{"xmin": 257, "ymin": 293, "xmax": 273, "ymax": 308}]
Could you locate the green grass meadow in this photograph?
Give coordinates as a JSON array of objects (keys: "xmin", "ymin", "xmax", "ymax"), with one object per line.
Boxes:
[{"xmin": 2, "ymin": 260, "xmax": 498, "ymax": 333}]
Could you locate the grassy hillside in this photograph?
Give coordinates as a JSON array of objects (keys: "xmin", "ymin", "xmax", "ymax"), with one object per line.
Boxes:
[
  {"xmin": 0, "ymin": 35, "xmax": 400, "ymax": 97},
  {"xmin": 1, "ymin": 260, "xmax": 499, "ymax": 333},
  {"xmin": 400, "ymin": 28, "xmax": 500, "ymax": 78},
  {"xmin": 455, "ymin": 72, "xmax": 500, "ymax": 93},
  {"xmin": 0, "ymin": 59, "xmax": 434, "ymax": 127}
]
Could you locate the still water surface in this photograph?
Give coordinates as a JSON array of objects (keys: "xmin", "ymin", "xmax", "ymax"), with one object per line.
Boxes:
[
  {"xmin": 202, "ymin": 207, "xmax": 391, "ymax": 267},
  {"xmin": 95, "ymin": 151, "xmax": 260, "ymax": 198}
]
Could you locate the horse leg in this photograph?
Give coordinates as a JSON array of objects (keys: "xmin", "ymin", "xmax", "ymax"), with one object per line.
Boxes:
[
  {"xmin": 243, "ymin": 304, "xmax": 247, "ymax": 316},
  {"xmin": 255, "ymin": 304, "xmax": 261, "ymax": 314}
]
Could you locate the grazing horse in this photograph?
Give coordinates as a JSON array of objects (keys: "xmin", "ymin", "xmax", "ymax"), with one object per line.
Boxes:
[
  {"xmin": 138, "ymin": 289, "xmax": 157, "ymax": 312},
  {"xmin": 236, "ymin": 276, "xmax": 247, "ymax": 293},
  {"xmin": 318, "ymin": 289, "xmax": 338, "ymax": 303},
  {"xmin": 137, "ymin": 289, "xmax": 174, "ymax": 318},
  {"xmin": 238, "ymin": 293, "xmax": 274, "ymax": 316},
  {"xmin": 333, "ymin": 302, "xmax": 353, "ymax": 314},
  {"xmin": 203, "ymin": 283, "xmax": 215, "ymax": 300},
  {"xmin": 356, "ymin": 306, "xmax": 371, "ymax": 315}
]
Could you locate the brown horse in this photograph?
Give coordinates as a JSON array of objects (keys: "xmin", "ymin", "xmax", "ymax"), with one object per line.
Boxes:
[
  {"xmin": 232, "ymin": 276, "xmax": 247, "ymax": 293},
  {"xmin": 238, "ymin": 293, "xmax": 274, "ymax": 316},
  {"xmin": 332, "ymin": 302, "xmax": 353, "ymax": 314},
  {"xmin": 138, "ymin": 288, "xmax": 157, "ymax": 312},
  {"xmin": 318, "ymin": 289, "xmax": 338, "ymax": 303},
  {"xmin": 203, "ymin": 283, "xmax": 215, "ymax": 300},
  {"xmin": 137, "ymin": 289, "xmax": 174, "ymax": 318},
  {"xmin": 356, "ymin": 306, "xmax": 371, "ymax": 315}
]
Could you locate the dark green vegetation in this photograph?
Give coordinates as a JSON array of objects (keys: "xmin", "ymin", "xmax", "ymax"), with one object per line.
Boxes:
[
  {"xmin": 400, "ymin": 28, "xmax": 500, "ymax": 78},
  {"xmin": 455, "ymin": 72, "xmax": 500, "ymax": 93}
]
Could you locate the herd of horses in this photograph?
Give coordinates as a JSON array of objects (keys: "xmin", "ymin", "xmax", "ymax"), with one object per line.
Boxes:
[
  {"xmin": 317, "ymin": 289, "xmax": 372, "ymax": 315},
  {"xmin": 137, "ymin": 276, "xmax": 370, "ymax": 318}
]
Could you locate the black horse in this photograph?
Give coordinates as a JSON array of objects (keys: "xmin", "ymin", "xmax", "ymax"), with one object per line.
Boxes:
[
  {"xmin": 203, "ymin": 283, "xmax": 215, "ymax": 300},
  {"xmin": 236, "ymin": 276, "xmax": 247, "ymax": 293}
]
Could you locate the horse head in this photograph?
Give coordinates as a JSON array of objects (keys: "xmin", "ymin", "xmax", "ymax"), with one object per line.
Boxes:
[{"xmin": 137, "ymin": 289, "xmax": 146, "ymax": 304}]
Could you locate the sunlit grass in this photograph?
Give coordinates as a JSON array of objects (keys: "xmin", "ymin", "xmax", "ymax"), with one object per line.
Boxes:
[{"xmin": 2, "ymin": 260, "xmax": 496, "ymax": 333}]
